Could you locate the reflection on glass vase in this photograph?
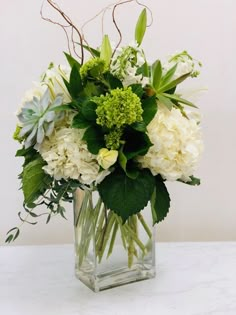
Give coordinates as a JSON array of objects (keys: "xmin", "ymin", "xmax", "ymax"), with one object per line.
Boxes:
[{"xmin": 73, "ymin": 188, "xmax": 156, "ymax": 292}]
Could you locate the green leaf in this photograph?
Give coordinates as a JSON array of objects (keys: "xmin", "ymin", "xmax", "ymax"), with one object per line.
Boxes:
[
  {"xmin": 98, "ymin": 168, "xmax": 155, "ymax": 222},
  {"xmin": 82, "ymin": 126, "xmax": 105, "ymax": 154},
  {"xmin": 131, "ymin": 121, "xmax": 147, "ymax": 132},
  {"xmin": 158, "ymin": 72, "xmax": 190, "ymax": 93},
  {"xmin": 142, "ymin": 95, "xmax": 158, "ymax": 125},
  {"xmin": 162, "ymin": 93, "xmax": 198, "ymax": 108},
  {"xmin": 135, "ymin": 8, "xmax": 147, "ymax": 46},
  {"xmin": 156, "ymin": 93, "xmax": 175, "ymax": 111},
  {"xmin": 100, "ymin": 35, "xmax": 112, "ymax": 66},
  {"xmin": 123, "ymin": 128, "xmax": 153, "ymax": 160},
  {"xmin": 151, "ymin": 176, "xmax": 171, "ymax": 224},
  {"xmin": 76, "ymin": 43, "xmax": 100, "ymax": 57},
  {"xmin": 50, "ymin": 104, "xmax": 72, "ymax": 112},
  {"xmin": 68, "ymin": 65, "xmax": 83, "ymax": 98},
  {"xmin": 72, "ymin": 113, "xmax": 91, "ymax": 129},
  {"xmin": 64, "ymin": 52, "xmax": 81, "ymax": 71},
  {"xmin": 83, "ymin": 81, "xmax": 104, "ymax": 97},
  {"xmin": 136, "ymin": 62, "xmax": 150, "ymax": 77},
  {"xmin": 22, "ymin": 158, "xmax": 52, "ymax": 206},
  {"xmin": 160, "ymin": 63, "xmax": 178, "ymax": 86},
  {"xmin": 16, "ymin": 147, "xmax": 40, "ymax": 168},
  {"xmin": 129, "ymin": 84, "xmax": 144, "ymax": 98},
  {"xmin": 179, "ymin": 176, "xmax": 201, "ymax": 186},
  {"xmin": 118, "ymin": 149, "xmax": 140, "ymax": 179},
  {"xmin": 81, "ymin": 101, "xmax": 97, "ymax": 121},
  {"xmin": 152, "ymin": 60, "xmax": 162, "ymax": 91},
  {"xmin": 104, "ymin": 73, "xmax": 123, "ymax": 89}
]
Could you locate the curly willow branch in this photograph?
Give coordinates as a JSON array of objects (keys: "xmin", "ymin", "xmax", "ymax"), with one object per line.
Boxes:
[
  {"xmin": 81, "ymin": 0, "xmax": 121, "ymax": 39},
  {"xmin": 41, "ymin": 0, "xmax": 84, "ymax": 63}
]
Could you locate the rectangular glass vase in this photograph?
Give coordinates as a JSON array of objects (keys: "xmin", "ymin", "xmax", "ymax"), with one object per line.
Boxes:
[{"xmin": 74, "ymin": 188, "xmax": 156, "ymax": 292}]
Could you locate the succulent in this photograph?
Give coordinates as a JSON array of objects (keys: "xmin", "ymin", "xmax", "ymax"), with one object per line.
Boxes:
[{"xmin": 17, "ymin": 88, "xmax": 63, "ymax": 149}]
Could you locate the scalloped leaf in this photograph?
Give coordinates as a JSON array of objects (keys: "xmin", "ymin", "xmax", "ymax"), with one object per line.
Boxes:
[
  {"xmin": 98, "ymin": 169, "xmax": 155, "ymax": 222},
  {"xmin": 151, "ymin": 176, "xmax": 171, "ymax": 224}
]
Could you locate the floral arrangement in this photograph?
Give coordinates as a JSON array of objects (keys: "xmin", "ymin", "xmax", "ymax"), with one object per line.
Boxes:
[{"xmin": 7, "ymin": 1, "xmax": 203, "ymax": 264}]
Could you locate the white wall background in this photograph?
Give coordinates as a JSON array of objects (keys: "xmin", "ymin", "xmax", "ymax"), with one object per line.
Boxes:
[{"xmin": 0, "ymin": 0, "xmax": 235, "ymax": 245}]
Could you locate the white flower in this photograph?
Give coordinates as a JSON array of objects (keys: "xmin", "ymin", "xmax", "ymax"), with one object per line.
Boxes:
[
  {"xmin": 43, "ymin": 63, "xmax": 71, "ymax": 103},
  {"xmin": 110, "ymin": 42, "xmax": 149, "ymax": 87},
  {"xmin": 163, "ymin": 51, "xmax": 201, "ymax": 79},
  {"xmin": 18, "ymin": 63, "xmax": 71, "ymax": 115},
  {"xmin": 138, "ymin": 105, "xmax": 203, "ymax": 182},
  {"xmin": 39, "ymin": 127, "xmax": 110, "ymax": 185},
  {"xmin": 97, "ymin": 148, "xmax": 118, "ymax": 169}
]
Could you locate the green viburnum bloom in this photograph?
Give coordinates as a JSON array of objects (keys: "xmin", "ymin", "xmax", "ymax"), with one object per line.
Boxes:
[
  {"xmin": 95, "ymin": 87, "xmax": 143, "ymax": 129},
  {"xmin": 80, "ymin": 57, "xmax": 108, "ymax": 80},
  {"xmin": 17, "ymin": 88, "xmax": 63, "ymax": 149},
  {"xmin": 105, "ymin": 128, "xmax": 124, "ymax": 150}
]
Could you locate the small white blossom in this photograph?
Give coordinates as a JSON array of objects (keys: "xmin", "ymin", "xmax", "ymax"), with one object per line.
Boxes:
[
  {"xmin": 110, "ymin": 42, "xmax": 149, "ymax": 87},
  {"xmin": 163, "ymin": 51, "xmax": 202, "ymax": 79}
]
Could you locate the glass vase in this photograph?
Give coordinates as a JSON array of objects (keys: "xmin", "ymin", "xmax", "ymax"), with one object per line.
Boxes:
[{"xmin": 73, "ymin": 188, "xmax": 156, "ymax": 292}]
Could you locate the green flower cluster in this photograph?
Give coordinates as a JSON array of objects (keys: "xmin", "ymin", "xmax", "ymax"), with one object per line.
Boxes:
[
  {"xmin": 95, "ymin": 87, "xmax": 143, "ymax": 129},
  {"xmin": 80, "ymin": 57, "xmax": 108, "ymax": 80},
  {"xmin": 105, "ymin": 128, "xmax": 123, "ymax": 150}
]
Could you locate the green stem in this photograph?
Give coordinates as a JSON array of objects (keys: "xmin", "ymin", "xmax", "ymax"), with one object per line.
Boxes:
[
  {"xmin": 137, "ymin": 213, "xmax": 152, "ymax": 239},
  {"xmin": 98, "ymin": 212, "xmax": 116, "ymax": 262},
  {"xmin": 107, "ymin": 221, "xmax": 118, "ymax": 258}
]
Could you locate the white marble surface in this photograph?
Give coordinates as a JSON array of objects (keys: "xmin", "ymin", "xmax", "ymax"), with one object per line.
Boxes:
[{"xmin": 0, "ymin": 242, "xmax": 236, "ymax": 315}]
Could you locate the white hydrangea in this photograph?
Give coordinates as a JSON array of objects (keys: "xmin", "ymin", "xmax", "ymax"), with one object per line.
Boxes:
[
  {"xmin": 39, "ymin": 127, "xmax": 110, "ymax": 185},
  {"xmin": 138, "ymin": 105, "xmax": 203, "ymax": 182}
]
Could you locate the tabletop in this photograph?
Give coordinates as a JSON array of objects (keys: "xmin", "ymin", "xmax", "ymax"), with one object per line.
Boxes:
[{"xmin": 1, "ymin": 242, "xmax": 236, "ymax": 315}]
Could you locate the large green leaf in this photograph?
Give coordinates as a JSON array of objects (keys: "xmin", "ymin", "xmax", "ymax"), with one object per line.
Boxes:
[
  {"xmin": 81, "ymin": 101, "xmax": 97, "ymax": 121},
  {"xmin": 142, "ymin": 96, "xmax": 158, "ymax": 125},
  {"xmin": 98, "ymin": 168, "xmax": 155, "ymax": 222},
  {"xmin": 100, "ymin": 35, "xmax": 112, "ymax": 66},
  {"xmin": 72, "ymin": 113, "xmax": 91, "ymax": 129},
  {"xmin": 129, "ymin": 84, "xmax": 144, "ymax": 98},
  {"xmin": 68, "ymin": 65, "xmax": 83, "ymax": 98},
  {"xmin": 22, "ymin": 158, "xmax": 52, "ymax": 206},
  {"xmin": 104, "ymin": 73, "xmax": 123, "ymax": 89},
  {"xmin": 135, "ymin": 8, "xmax": 147, "ymax": 46},
  {"xmin": 82, "ymin": 126, "xmax": 105, "ymax": 154},
  {"xmin": 151, "ymin": 176, "xmax": 171, "ymax": 224},
  {"xmin": 64, "ymin": 52, "xmax": 81, "ymax": 71},
  {"xmin": 152, "ymin": 60, "xmax": 162, "ymax": 91},
  {"xmin": 118, "ymin": 148, "xmax": 140, "ymax": 179},
  {"xmin": 123, "ymin": 128, "xmax": 153, "ymax": 160}
]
